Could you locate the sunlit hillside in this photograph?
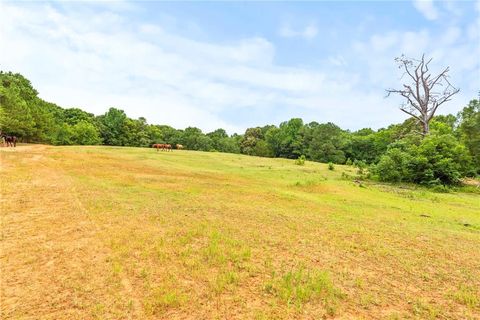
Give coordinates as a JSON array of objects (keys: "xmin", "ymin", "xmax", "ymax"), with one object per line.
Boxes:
[{"xmin": 1, "ymin": 145, "xmax": 479, "ymax": 319}]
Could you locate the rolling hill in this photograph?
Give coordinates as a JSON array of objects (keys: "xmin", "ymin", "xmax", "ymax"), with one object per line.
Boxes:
[{"xmin": 1, "ymin": 145, "xmax": 479, "ymax": 319}]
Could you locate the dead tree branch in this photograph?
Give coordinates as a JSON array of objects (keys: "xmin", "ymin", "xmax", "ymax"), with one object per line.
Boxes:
[{"xmin": 386, "ymin": 54, "xmax": 459, "ymax": 135}]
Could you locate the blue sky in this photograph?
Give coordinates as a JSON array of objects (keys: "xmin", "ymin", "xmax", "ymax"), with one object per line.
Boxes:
[{"xmin": 0, "ymin": 1, "xmax": 479, "ymax": 133}]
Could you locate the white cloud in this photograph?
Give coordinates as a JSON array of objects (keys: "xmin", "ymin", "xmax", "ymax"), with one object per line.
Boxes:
[
  {"xmin": 0, "ymin": 3, "xmax": 367, "ymax": 132},
  {"xmin": 351, "ymin": 21, "xmax": 479, "ymax": 117},
  {"xmin": 328, "ymin": 55, "xmax": 347, "ymax": 67},
  {"xmin": 279, "ymin": 23, "xmax": 318, "ymax": 40},
  {"xmin": 0, "ymin": 2, "xmax": 477, "ymax": 134},
  {"xmin": 413, "ymin": 0, "xmax": 439, "ymax": 20}
]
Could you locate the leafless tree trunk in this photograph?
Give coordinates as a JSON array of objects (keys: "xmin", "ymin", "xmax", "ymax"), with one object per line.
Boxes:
[{"xmin": 386, "ymin": 54, "xmax": 459, "ymax": 135}]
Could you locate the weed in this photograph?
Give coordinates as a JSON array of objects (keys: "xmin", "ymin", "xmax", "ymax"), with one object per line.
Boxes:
[
  {"xmin": 295, "ymin": 155, "xmax": 306, "ymax": 166},
  {"xmin": 328, "ymin": 162, "xmax": 335, "ymax": 171},
  {"xmin": 144, "ymin": 288, "xmax": 186, "ymax": 315},
  {"xmin": 213, "ymin": 270, "xmax": 239, "ymax": 294},
  {"xmin": 412, "ymin": 299, "xmax": 440, "ymax": 319},
  {"xmin": 452, "ymin": 285, "xmax": 479, "ymax": 309},
  {"xmin": 264, "ymin": 267, "xmax": 343, "ymax": 314}
]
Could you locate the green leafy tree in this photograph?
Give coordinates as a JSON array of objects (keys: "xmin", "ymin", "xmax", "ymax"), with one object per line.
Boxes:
[
  {"xmin": 207, "ymin": 128, "xmax": 240, "ymax": 153},
  {"xmin": 64, "ymin": 108, "xmax": 97, "ymax": 126},
  {"xmin": 374, "ymin": 148, "xmax": 412, "ymax": 182},
  {"xmin": 157, "ymin": 125, "xmax": 182, "ymax": 146},
  {"xmin": 54, "ymin": 123, "xmax": 74, "ymax": 145},
  {"xmin": 146, "ymin": 125, "xmax": 163, "ymax": 146},
  {"xmin": 182, "ymin": 127, "xmax": 212, "ymax": 151},
  {"xmin": 374, "ymin": 133, "xmax": 472, "ymax": 185},
  {"xmin": 0, "ymin": 72, "xmax": 38, "ymax": 139},
  {"xmin": 71, "ymin": 120, "xmax": 102, "ymax": 145},
  {"xmin": 265, "ymin": 118, "xmax": 304, "ymax": 158},
  {"xmin": 305, "ymin": 122, "xmax": 346, "ymax": 163},
  {"xmin": 97, "ymin": 107, "xmax": 130, "ymax": 146},
  {"xmin": 457, "ymin": 99, "xmax": 480, "ymax": 172},
  {"xmin": 240, "ymin": 127, "xmax": 264, "ymax": 155}
]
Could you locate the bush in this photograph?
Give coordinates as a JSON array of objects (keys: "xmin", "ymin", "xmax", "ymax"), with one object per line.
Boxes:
[
  {"xmin": 53, "ymin": 123, "xmax": 74, "ymax": 145},
  {"xmin": 374, "ymin": 149, "xmax": 411, "ymax": 182},
  {"xmin": 374, "ymin": 133, "xmax": 473, "ymax": 186},
  {"xmin": 328, "ymin": 162, "xmax": 334, "ymax": 170},
  {"xmin": 354, "ymin": 160, "xmax": 367, "ymax": 169},
  {"xmin": 71, "ymin": 120, "xmax": 102, "ymax": 145},
  {"xmin": 295, "ymin": 155, "xmax": 306, "ymax": 166}
]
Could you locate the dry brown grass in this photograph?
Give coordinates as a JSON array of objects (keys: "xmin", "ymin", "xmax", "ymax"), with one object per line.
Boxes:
[{"xmin": 1, "ymin": 145, "xmax": 479, "ymax": 319}]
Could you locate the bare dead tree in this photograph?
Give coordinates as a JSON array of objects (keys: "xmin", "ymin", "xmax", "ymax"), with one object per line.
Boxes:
[{"xmin": 386, "ymin": 54, "xmax": 460, "ymax": 135}]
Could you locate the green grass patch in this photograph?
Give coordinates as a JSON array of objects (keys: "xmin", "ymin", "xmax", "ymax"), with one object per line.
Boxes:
[
  {"xmin": 264, "ymin": 267, "xmax": 343, "ymax": 314},
  {"xmin": 451, "ymin": 285, "xmax": 479, "ymax": 309}
]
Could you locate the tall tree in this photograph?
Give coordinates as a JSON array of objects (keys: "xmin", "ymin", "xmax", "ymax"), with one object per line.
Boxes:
[
  {"xmin": 0, "ymin": 72, "xmax": 38, "ymax": 139},
  {"xmin": 457, "ymin": 99, "xmax": 480, "ymax": 172},
  {"xmin": 97, "ymin": 107, "xmax": 129, "ymax": 145},
  {"xmin": 306, "ymin": 122, "xmax": 347, "ymax": 163},
  {"xmin": 387, "ymin": 54, "xmax": 459, "ymax": 135}
]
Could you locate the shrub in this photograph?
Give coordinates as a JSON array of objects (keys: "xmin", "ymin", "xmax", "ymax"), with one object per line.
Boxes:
[
  {"xmin": 374, "ymin": 149, "xmax": 411, "ymax": 182},
  {"xmin": 354, "ymin": 160, "xmax": 367, "ymax": 169},
  {"xmin": 295, "ymin": 155, "xmax": 306, "ymax": 166},
  {"xmin": 71, "ymin": 120, "xmax": 102, "ymax": 145},
  {"xmin": 53, "ymin": 123, "xmax": 74, "ymax": 145},
  {"xmin": 328, "ymin": 162, "xmax": 334, "ymax": 170},
  {"xmin": 374, "ymin": 133, "xmax": 473, "ymax": 186}
]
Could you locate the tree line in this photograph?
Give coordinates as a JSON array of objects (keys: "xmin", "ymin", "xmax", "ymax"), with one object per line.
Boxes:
[{"xmin": 1, "ymin": 71, "xmax": 479, "ymax": 185}]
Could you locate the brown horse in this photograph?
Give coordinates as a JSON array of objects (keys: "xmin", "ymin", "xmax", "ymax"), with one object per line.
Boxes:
[
  {"xmin": 152, "ymin": 143, "xmax": 164, "ymax": 151},
  {"xmin": 152, "ymin": 143, "xmax": 172, "ymax": 151},
  {"xmin": 1, "ymin": 133, "xmax": 17, "ymax": 147}
]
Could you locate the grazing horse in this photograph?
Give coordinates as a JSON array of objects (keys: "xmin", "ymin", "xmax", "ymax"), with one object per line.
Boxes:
[
  {"xmin": 1, "ymin": 133, "xmax": 17, "ymax": 147},
  {"xmin": 152, "ymin": 143, "xmax": 172, "ymax": 151},
  {"xmin": 152, "ymin": 143, "xmax": 164, "ymax": 151},
  {"xmin": 176, "ymin": 144, "xmax": 184, "ymax": 150}
]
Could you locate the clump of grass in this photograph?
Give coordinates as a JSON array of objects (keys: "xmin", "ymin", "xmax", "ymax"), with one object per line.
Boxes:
[
  {"xmin": 212, "ymin": 270, "xmax": 239, "ymax": 294},
  {"xmin": 359, "ymin": 293, "xmax": 378, "ymax": 309},
  {"xmin": 111, "ymin": 260, "xmax": 123, "ymax": 276},
  {"xmin": 295, "ymin": 155, "xmax": 306, "ymax": 166},
  {"xmin": 202, "ymin": 230, "xmax": 251, "ymax": 268},
  {"xmin": 452, "ymin": 285, "xmax": 479, "ymax": 309},
  {"xmin": 431, "ymin": 185, "xmax": 451, "ymax": 193},
  {"xmin": 264, "ymin": 267, "xmax": 343, "ymax": 314},
  {"xmin": 412, "ymin": 299, "xmax": 440, "ymax": 319},
  {"xmin": 144, "ymin": 287, "xmax": 186, "ymax": 315},
  {"xmin": 292, "ymin": 179, "xmax": 320, "ymax": 187},
  {"xmin": 328, "ymin": 162, "xmax": 335, "ymax": 171},
  {"xmin": 341, "ymin": 172, "xmax": 353, "ymax": 180}
]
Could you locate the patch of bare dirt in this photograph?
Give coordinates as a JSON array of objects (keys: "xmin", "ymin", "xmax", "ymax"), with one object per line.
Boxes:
[{"xmin": 0, "ymin": 146, "xmax": 140, "ymax": 319}]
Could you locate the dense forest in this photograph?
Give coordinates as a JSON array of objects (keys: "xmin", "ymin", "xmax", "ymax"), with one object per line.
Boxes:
[{"xmin": 1, "ymin": 71, "xmax": 479, "ymax": 185}]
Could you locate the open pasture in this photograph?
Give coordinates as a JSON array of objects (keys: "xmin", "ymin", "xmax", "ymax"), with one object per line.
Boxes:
[{"xmin": 1, "ymin": 145, "xmax": 479, "ymax": 319}]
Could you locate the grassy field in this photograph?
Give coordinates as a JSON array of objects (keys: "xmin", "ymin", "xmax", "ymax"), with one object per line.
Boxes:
[{"xmin": 1, "ymin": 145, "xmax": 479, "ymax": 319}]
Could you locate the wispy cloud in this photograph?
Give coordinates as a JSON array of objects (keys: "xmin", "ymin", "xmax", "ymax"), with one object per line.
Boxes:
[
  {"xmin": 413, "ymin": 0, "xmax": 439, "ymax": 20},
  {"xmin": 0, "ymin": 2, "xmax": 477, "ymax": 133},
  {"xmin": 279, "ymin": 23, "xmax": 318, "ymax": 40}
]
